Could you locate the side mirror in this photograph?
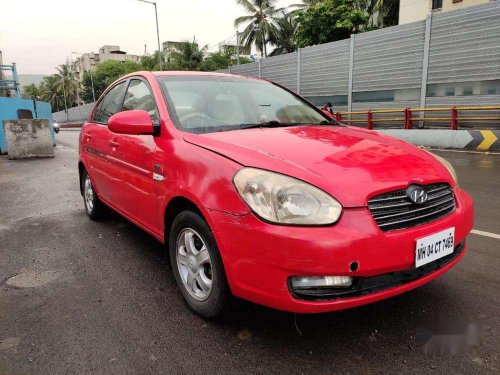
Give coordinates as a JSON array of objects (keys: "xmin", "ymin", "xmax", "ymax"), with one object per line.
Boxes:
[
  {"xmin": 322, "ymin": 109, "xmax": 335, "ymax": 120},
  {"xmin": 108, "ymin": 110, "xmax": 155, "ymax": 135}
]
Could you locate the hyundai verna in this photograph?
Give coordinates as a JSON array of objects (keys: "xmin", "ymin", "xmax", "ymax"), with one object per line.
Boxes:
[{"xmin": 79, "ymin": 72, "xmax": 473, "ymax": 318}]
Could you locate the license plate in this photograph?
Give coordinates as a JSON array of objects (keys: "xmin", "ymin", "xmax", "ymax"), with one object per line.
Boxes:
[{"xmin": 415, "ymin": 227, "xmax": 455, "ymax": 268}]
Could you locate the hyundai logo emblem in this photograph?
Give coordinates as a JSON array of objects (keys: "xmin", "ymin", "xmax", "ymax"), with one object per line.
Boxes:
[{"xmin": 406, "ymin": 185, "xmax": 428, "ymax": 205}]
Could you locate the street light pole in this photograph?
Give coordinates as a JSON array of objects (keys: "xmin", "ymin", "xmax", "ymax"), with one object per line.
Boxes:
[{"xmin": 136, "ymin": 0, "xmax": 162, "ymax": 70}]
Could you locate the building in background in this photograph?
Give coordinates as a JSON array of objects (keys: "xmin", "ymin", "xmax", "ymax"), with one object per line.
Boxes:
[
  {"xmin": 399, "ymin": 0, "xmax": 494, "ymax": 24},
  {"xmin": 71, "ymin": 45, "xmax": 141, "ymax": 81}
]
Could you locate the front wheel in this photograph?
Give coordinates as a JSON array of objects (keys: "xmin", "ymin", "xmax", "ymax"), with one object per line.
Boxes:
[{"xmin": 169, "ymin": 210, "xmax": 229, "ymax": 318}]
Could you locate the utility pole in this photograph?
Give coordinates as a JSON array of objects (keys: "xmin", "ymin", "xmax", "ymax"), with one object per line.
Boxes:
[{"xmin": 136, "ymin": 0, "xmax": 163, "ymax": 70}]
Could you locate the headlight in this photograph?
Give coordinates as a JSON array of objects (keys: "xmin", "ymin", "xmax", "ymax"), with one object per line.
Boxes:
[
  {"xmin": 428, "ymin": 152, "xmax": 458, "ymax": 184},
  {"xmin": 233, "ymin": 168, "xmax": 342, "ymax": 225}
]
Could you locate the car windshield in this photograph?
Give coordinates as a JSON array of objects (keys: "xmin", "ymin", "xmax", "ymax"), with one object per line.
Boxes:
[{"xmin": 157, "ymin": 76, "xmax": 330, "ymax": 134}]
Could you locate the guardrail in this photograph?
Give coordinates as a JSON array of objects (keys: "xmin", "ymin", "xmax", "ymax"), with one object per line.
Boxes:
[{"xmin": 333, "ymin": 106, "xmax": 500, "ymax": 130}]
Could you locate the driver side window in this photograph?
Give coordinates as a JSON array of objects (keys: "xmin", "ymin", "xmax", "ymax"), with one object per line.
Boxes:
[
  {"xmin": 93, "ymin": 82, "xmax": 126, "ymax": 124},
  {"xmin": 122, "ymin": 79, "xmax": 158, "ymax": 122}
]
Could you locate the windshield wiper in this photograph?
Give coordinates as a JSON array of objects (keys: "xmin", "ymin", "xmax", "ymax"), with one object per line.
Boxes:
[{"xmin": 239, "ymin": 121, "xmax": 320, "ymax": 129}]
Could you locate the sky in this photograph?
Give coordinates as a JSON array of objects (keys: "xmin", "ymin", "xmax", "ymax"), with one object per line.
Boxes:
[{"xmin": 0, "ymin": 0, "xmax": 297, "ymax": 75}]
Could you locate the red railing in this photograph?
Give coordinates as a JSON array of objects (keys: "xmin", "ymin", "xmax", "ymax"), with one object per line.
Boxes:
[{"xmin": 334, "ymin": 106, "xmax": 500, "ymax": 130}]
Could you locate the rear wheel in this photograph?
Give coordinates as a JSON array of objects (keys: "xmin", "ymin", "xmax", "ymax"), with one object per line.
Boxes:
[
  {"xmin": 82, "ymin": 170, "xmax": 107, "ymax": 220},
  {"xmin": 169, "ymin": 210, "xmax": 229, "ymax": 318}
]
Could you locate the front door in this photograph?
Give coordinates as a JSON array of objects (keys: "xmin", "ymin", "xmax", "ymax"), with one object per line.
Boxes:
[
  {"xmin": 108, "ymin": 78, "xmax": 160, "ymax": 235},
  {"xmin": 84, "ymin": 81, "xmax": 127, "ymax": 204}
]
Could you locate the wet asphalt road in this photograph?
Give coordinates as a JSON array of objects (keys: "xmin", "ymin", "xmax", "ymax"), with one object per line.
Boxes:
[{"xmin": 1, "ymin": 130, "xmax": 499, "ymax": 375}]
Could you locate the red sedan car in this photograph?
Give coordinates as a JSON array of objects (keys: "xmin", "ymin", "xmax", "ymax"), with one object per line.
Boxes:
[{"xmin": 79, "ymin": 71, "xmax": 473, "ymax": 318}]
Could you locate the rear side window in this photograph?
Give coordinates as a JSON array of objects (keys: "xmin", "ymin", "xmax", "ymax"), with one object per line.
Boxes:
[
  {"xmin": 93, "ymin": 82, "xmax": 126, "ymax": 124},
  {"xmin": 122, "ymin": 79, "xmax": 158, "ymax": 121}
]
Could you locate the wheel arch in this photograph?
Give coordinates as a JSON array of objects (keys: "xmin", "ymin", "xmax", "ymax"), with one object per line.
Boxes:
[{"xmin": 163, "ymin": 196, "xmax": 206, "ymax": 243}]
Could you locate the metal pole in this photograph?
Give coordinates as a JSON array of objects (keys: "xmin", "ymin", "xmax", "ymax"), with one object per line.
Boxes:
[
  {"xmin": 89, "ymin": 70, "xmax": 96, "ymax": 102},
  {"xmin": 153, "ymin": 2, "xmax": 162, "ymax": 70},
  {"xmin": 236, "ymin": 31, "xmax": 240, "ymax": 65}
]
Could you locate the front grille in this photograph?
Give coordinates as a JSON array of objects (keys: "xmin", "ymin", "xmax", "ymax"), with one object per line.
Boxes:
[
  {"xmin": 368, "ymin": 183, "xmax": 456, "ymax": 231},
  {"xmin": 290, "ymin": 241, "xmax": 465, "ymax": 301}
]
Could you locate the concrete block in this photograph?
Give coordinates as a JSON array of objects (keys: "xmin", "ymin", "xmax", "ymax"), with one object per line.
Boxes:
[{"xmin": 2, "ymin": 119, "xmax": 55, "ymax": 159}]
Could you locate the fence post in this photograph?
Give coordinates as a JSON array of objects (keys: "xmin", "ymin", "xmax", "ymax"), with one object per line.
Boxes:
[
  {"xmin": 404, "ymin": 108, "xmax": 413, "ymax": 129},
  {"xmin": 419, "ymin": 14, "xmax": 433, "ymax": 128},
  {"xmin": 297, "ymin": 48, "xmax": 301, "ymax": 95},
  {"xmin": 451, "ymin": 106, "xmax": 458, "ymax": 130},
  {"xmin": 335, "ymin": 112, "xmax": 343, "ymax": 122},
  {"xmin": 367, "ymin": 111, "xmax": 373, "ymax": 130},
  {"xmin": 348, "ymin": 34, "xmax": 355, "ymax": 113}
]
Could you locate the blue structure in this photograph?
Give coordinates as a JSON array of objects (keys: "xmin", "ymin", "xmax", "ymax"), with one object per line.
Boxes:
[
  {"xmin": 0, "ymin": 97, "xmax": 54, "ymax": 154},
  {"xmin": 0, "ymin": 62, "xmax": 20, "ymax": 98}
]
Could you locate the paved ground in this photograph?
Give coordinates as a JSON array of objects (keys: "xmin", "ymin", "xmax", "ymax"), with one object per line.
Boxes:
[{"xmin": 1, "ymin": 130, "xmax": 499, "ymax": 375}]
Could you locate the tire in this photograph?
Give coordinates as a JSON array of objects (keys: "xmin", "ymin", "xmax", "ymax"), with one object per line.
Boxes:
[
  {"xmin": 169, "ymin": 210, "xmax": 229, "ymax": 318},
  {"xmin": 82, "ymin": 169, "xmax": 107, "ymax": 220}
]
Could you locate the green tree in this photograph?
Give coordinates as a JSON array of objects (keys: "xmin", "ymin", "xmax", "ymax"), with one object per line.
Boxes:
[
  {"xmin": 269, "ymin": 11, "xmax": 298, "ymax": 56},
  {"xmin": 42, "ymin": 75, "xmax": 64, "ymax": 112},
  {"xmin": 234, "ymin": 0, "xmax": 281, "ymax": 57},
  {"xmin": 80, "ymin": 60, "xmax": 142, "ymax": 102},
  {"xmin": 21, "ymin": 83, "xmax": 44, "ymax": 100},
  {"xmin": 294, "ymin": 0, "xmax": 368, "ymax": 48},
  {"xmin": 166, "ymin": 39, "xmax": 207, "ymax": 71},
  {"xmin": 140, "ymin": 51, "xmax": 166, "ymax": 71},
  {"xmin": 199, "ymin": 50, "xmax": 252, "ymax": 71},
  {"xmin": 55, "ymin": 63, "xmax": 80, "ymax": 107}
]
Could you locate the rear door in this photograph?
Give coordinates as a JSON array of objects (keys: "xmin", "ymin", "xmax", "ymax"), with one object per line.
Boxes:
[
  {"xmin": 83, "ymin": 81, "xmax": 127, "ymax": 204},
  {"xmin": 108, "ymin": 78, "xmax": 160, "ymax": 234}
]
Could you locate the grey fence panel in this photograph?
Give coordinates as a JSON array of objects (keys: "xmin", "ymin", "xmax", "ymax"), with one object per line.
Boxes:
[
  {"xmin": 53, "ymin": 102, "xmax": 95, "ymax": 124},
  {"xmin": 229, "ymin": 62, "xmax": 260, "ymax": 77},
  {"xmin": 300, "ymin": 39, "xmax": 350, "ymax": 97},
  {"xmin": 353, "ymin": 21, "xmax": 426, "ymax": 92},
  {"xmin": 260, "ymin": 52, "xmax": 298, "ymax": 92},
  {"xmin": 428, "ymin": 2, "xmax": 500, "ymax": 84}
]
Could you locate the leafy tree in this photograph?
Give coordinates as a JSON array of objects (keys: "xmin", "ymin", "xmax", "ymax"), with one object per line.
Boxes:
[
  {"xmin": 269, "ymin": 11, "xmax": 298, "ymax": 56},
  {"xmin": 21, "ymin": 83, "xmax": 44, "ymax": 100},
  {"xmin": 166, "ymin": 39, "xmax": 207, "ymax": 71},
  {"xmin": 42, "ymin": 75, "xmax": 64, "ymax": 112},
  {"xmin": 80, "ymin": 60, "xmax": 142, "ymax": 102},
  {"xmin": 234, "ymin": 0, "xmax": 281, "ymax": 57},
  {"xmin": 140, "ymin": 51, "xmax": 166, "ymax": 71},
  {"xmin": 294, "ymin": 0, "xmax": 368, "ymax": 48},
  {"xmin": 55, "ymin": 63, "xmax": 80, "ymax": 107},
  {"xmin": 199, "ymin": 50, "xmax": 252, "ymax": 71}
]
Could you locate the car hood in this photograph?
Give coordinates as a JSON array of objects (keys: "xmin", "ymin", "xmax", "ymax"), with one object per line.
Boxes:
[{"xmin": 183, "ymin": 126, "xmax": 454, "ymax": 207}]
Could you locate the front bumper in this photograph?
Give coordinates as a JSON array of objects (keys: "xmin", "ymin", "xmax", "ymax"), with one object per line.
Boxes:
[{"xmin": 208, "ymin": 187, "xmax": 474, "ymax": 313}]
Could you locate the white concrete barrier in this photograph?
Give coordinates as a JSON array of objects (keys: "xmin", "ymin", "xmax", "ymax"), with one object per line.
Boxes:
[
  {"xmin": 2, "ymin": 119, "xmax": 55, "ymax": 159},
  {"xmin": 378, "ymin": 129, "xmax": 499, "ymax": 152}
]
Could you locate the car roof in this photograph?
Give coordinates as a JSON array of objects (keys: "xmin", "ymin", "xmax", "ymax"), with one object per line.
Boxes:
[{"xmin": 122, "ymin": 70, "xmax": 262, "ymax": 81}]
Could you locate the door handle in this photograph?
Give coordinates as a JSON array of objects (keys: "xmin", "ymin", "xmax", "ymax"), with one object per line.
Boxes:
[{"xmin": 109, "ymin": 140, "xmax": 120, "ymax": 148}]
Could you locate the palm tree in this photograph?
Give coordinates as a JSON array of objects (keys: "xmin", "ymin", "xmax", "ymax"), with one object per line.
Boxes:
[
  {"xmin": 55, "ymin": 63, "xmax": 79, "ymax": 107},
  {"xmin": 21, "ymin": 83, "xmax": 44, "ymax": 100},
  {"xmin": 167, "ymin": 38, "xmax": 208, "ymax": 70},
  {"xmin": 234, "ymin": 0, "xmax": 281, "ymax": 57},
  {"xmin": 269, "ymin": 12, "xmax": 298, "ymax": 56},
  {"xmin": 42, "ymin": 75, "xmax": 64, "ymax": 112}
]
